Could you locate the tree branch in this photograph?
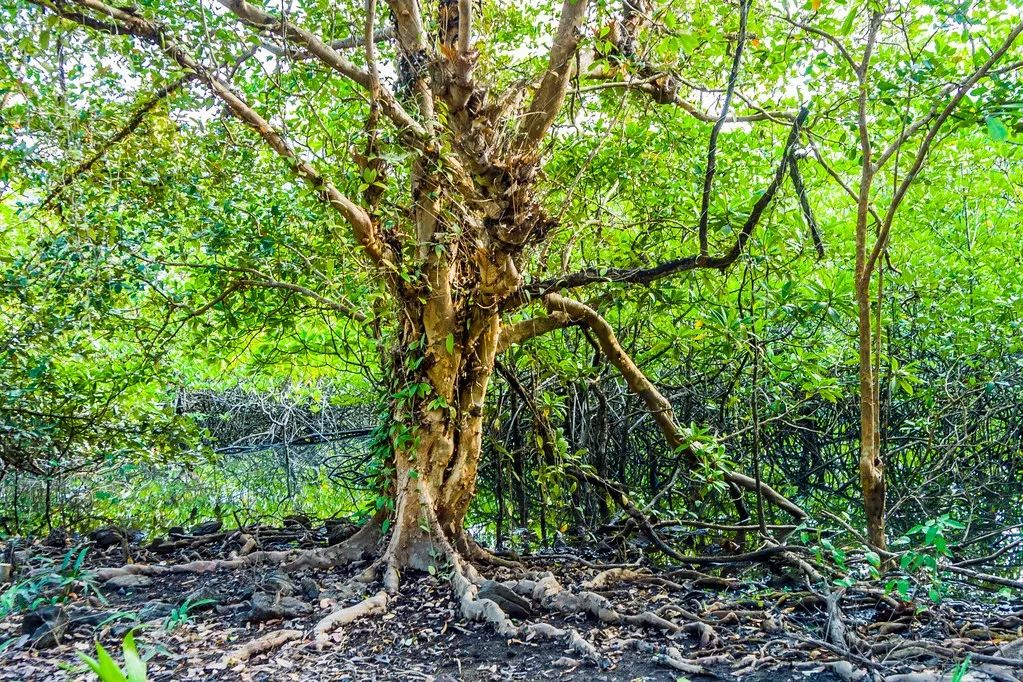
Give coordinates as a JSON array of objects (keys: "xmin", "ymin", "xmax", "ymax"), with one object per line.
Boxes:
[
  {"xmin": 699, "ymin": 0, "xmax": 751, "ymax": 257},
  {"xmin": 544, "ymin": 293, "xmax": 806, "ymax": 519},
  {"xmin": 216, "ymin": 0, "xmax": 424, "ymax": 138},
  {"xmin": 521, "ymin": 106, "xmax": 809, "ymax": 297},
  {"xmin": 496, "ymin": 311, "xmax": 574, "ymax": 353},
  {"xmin": 37, "ymin": 74, "xmax": 193, "ymax": 213},
  {"xmin": 37, "ymin": 0, "xmax": 396, "ymax": 271},
  {"xmin": 580, "ymin": 71, "xmax": 794, "ymax": 123},
  {"xmin": 519, "ymin": 0, "xmax": 589, "ymax": 150},
  {"xmin": 258, "ymin": 26, "xmax": 394, "ymax": 60},
  {"xmin": 865, "ymin": 20, "xmax": 1023, "ymax": 278}
]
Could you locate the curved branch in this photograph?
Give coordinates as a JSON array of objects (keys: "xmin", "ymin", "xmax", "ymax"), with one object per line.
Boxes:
[
  {"xmin": 522, "ymin": 106, "xmax": 810, "ymax": 298},
  {"xmin": 37, "ymin": 0, "xmax": 396, "ymax": 270},
  {"xmin": 865, "ymin": 20, "xmax": 1023, "ymax": 278},
  {"xmin": 236, "ymin": 279, "xmax": 367, "ymax": 322},
  {"xmin": 698, "ymin": 0, "xmax": 751, "ymax": 256},
  {"xmin": 496, "ymin": 312, "xmax": 574, "ymax": 353},
  {"xmin": 544, "ymin": 294, "xmax": 806, "ymax": 519},
  {"xmin": 216, "ymin": 0, "xmax": 424, "ymax": 138},
  {"xmin": 580, "ymin": 72, "xmax": 794, "ymax": 123},
  {"xmin": 258, "ymin": 26, "xmax": 395, "ymax": 60}
]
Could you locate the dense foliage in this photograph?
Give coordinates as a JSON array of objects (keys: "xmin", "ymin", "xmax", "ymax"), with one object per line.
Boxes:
[{"xmin": 1, "ymin": 0, "xmax": 1021, "ymax": 574}]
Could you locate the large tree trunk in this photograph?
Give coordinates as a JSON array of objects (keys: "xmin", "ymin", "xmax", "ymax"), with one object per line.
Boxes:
[{"xmin": 376, "ymin": 285, "xmax": 503, "ymax": 586}]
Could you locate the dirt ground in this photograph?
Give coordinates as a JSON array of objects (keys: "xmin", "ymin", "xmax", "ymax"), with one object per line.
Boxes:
[{"xmin": 1, "ymin": 527, "xmax": 1019, "ymax": 681}]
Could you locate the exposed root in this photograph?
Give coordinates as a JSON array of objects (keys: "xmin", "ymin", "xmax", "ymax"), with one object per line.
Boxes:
[
  {"xmin": 610, "ymin": 638, "xmax": 705, "ymax": 675},
  {"xmin": 312, "ymin": 590, "xmax": 388, "ymax": 646},
  {"xmin": 223, "ymin": 628, "xmax": 303, "ymax": 665},
  {"xmin": 221, "ymin": 589, "xmax": 389, "ymax": 666},
  {"xmin": 457, "ymin": 534, "xmax": 523, "ymax": 569},
  {"xmin": 450, "ymin": 558, "xmax": 721, "ymax": 668},
  {"xmin": 94, "ymin": 519, "xmax": 382, "ymax": 581},
  {"xmin": 523, "ymin": 622, "xmax": 604, "ymax": 664}
]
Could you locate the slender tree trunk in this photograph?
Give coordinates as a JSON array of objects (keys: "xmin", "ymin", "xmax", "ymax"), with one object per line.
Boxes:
[{"xmin": 856, "ymin": 279, "xmax": 886, "ymax": 549}]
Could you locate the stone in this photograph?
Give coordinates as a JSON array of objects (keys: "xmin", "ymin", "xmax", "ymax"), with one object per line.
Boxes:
[
  {"xmin": 88, "ymin": 526, "xmax": 124, "ymax": 549},
  {"xmin": 22, "ymin": 605, "xmax": 68, "ymax": 648},
  {"xmin": 248, "ymin": 592, "xmax": 312, "ymax": 623},
  {"xmin": 190, "ymin": 520, "xmax": 222, "ymax": 536},
  {"xmin": 42, "ymin": 527, "xmax": 69, "ymax": 548},
  {"xmin": 300, "ymin": 577, "xmax": 321, "ymax": 602},
  {"xmin": 105, "ymin": 574, "xmax": 154, "ymax": 591},
  {"xmin": 255, "ymin": 571, "xmax": 296, "ymax": 597},
  {"xmin": 137, "ymin": 602, "xmax": 176, "ymax": 622},
  {"xmin": 477, "ymin": 580, "xmax": 533, "ymax": 619}
]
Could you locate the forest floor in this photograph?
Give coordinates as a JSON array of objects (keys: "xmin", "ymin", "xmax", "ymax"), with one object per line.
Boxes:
[{"xmin": 1, "ymin": 524, "xmax": 1021, "ymax": 681}]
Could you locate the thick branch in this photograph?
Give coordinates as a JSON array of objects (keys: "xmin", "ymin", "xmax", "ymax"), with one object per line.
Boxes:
[
  {"xmin": 39, "ymin": 0, "xmax": 395, "ymax": 270},
  {"xmin": 216, "ymin": 0, "xmax": 424, "ymax": 138},
  {"xmin": 496, "ymin": 312, "xmax": 574, "ymax": 353},
  {"xmin": 519, "ymin": 0, "xmax": 589, "ymax": 150},
  {"xmin": 544, "ymin": 294, "xmax": 806, "ymax": 519}
]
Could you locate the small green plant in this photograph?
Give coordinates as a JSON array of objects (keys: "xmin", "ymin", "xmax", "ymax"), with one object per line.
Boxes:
[
  {"xmin": 887, "ymin": 514, "xmax": 965, "ymax": 603},
  {"xmin": 0, "ymin": 548, "xmax": 103, "ymax": 618},
  {"xmin": 951, "ymin": 654, "xmax": 972, "ymax": 682},
  {"xmin": 163, "ymin": 598, "xmax": 215, "ymax": 631},
  {"xmin": 77, "ymin": 631, "xmax": 147, "ymax": 682}
]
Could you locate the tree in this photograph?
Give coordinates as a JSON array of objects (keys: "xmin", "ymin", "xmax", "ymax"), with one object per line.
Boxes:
[
  {"xmin": 4, "ymin": 0, "xmax": 1022, "ymax": 640},
  {"xmin": 783, "ymin": 5, "xmax": 1023, "ymax": 550}
]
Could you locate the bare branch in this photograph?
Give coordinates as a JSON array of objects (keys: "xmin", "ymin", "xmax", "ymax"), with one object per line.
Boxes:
[
  {"xmin": 580, "ymin": 71, "xmax": 794, "ymax": 123},
  {"xmin": 259, "ymin": 26, "xmax": 394, "ymax": 60},
  {"xmin": 699, "ymin": 0, "xmax": 751, "ymax": 257},
  {"xmin": 521, "ymin": 106, "xmax": 809, "ymax": 297},
  {"xmin": 457, "ymin": 0, "xmax": 472, "ymax": 54},
  {"xmin": 780, "ymin": 15, "xmax": 857, "ymax": 72}
]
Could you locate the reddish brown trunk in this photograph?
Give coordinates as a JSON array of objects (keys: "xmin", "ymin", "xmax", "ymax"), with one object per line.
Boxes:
[{"xmin": 856, "ymin": 280, "xmax": 886, "ymax": 549}]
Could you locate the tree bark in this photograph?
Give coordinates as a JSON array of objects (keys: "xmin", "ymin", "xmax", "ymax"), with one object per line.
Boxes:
[{"xmin": 856, "ymin": 279, "xmax": 885, "ymax": 550}]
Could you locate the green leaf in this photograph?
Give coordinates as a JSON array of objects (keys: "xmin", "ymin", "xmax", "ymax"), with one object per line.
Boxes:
[
  {"xmin": 445, "ymin": 333, "xmax": 454, "ymax": 355},
  {"xmin": 840, "ymin": 7, "xmax": 858, "ymax": 36},
  {"xmin": 122, "ymin": 632, "xmax": 147, "ymax": 682},
  {"xmin": 986, "ymin": 116, "xmax": 1009, "ymax": 142},
  {"xmin": 864, "ymin": 551, "xmax": 881, "ymax": 569},
  {"xmin": 95, "ymin": 641, "xmax": 129, "ymax": 682}
]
